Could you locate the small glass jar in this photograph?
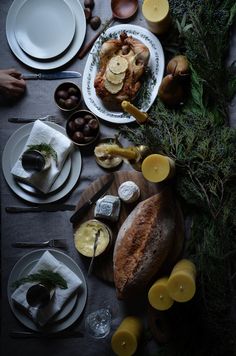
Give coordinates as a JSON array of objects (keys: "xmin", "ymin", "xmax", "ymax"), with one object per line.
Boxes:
[
  {"xmin": 26, "ymin": 283, "xmax": 54, "ymax": 308},
  {"xmin": 21, "ymin": 149, "xmax": 51, "ymax": 173}
]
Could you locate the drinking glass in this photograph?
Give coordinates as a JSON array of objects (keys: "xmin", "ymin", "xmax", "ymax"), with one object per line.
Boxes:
[{"xmin": 85, "ymin": 308, "xmax": 112, "ymax": 338}]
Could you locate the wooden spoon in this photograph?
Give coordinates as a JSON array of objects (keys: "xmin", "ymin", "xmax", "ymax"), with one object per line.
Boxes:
[{"xmin": 78, "ymin": 0, "xmax": 138, "ymax": 59}]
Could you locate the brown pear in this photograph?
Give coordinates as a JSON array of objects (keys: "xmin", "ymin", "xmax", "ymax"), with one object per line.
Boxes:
[
  {"xmin": 167, "ymin": 55, "xmax": 189, "ymax": 76},
  {"xmin": 158, "ymin": 74, "xmax": 185, "ymax": 107}
]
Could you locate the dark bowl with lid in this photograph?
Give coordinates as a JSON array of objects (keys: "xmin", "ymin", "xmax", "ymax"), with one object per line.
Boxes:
[{"xmin": 66, "ymin": 110, "xmax": 100, "ymax": 147}]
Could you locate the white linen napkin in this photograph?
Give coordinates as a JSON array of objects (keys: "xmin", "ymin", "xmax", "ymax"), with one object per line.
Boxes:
[
  {"xmin": 11, "ymin": 251, "xmax": 82, "ymax": 326},
  {"xmin": 11, "ymin": 120, "xmax": 74, "ymax": 193}
]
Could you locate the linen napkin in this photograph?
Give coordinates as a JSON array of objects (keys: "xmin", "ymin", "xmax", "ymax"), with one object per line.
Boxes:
[
  {"xmin": 11, "ymin": 251, "xmax": 82, "ymax": 326},
  {"xmin": 11, "ymin": 120, "xmax": 74, "ymax": 193}
]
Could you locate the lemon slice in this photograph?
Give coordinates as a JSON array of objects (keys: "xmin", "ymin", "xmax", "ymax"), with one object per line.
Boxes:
[
  {"xmin": 105, "ymin": 68, "xmax": 125, "ymax": 84},
  {"xmin": 104, "ymin": 79, "xmax": 123, "ymax": 94},
  {"xmin": 108, "ymin": 55, "xmax": 128, "ymax": 74}
]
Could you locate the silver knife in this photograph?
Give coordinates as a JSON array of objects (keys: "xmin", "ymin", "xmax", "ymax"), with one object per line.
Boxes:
[
  {"xmin": 5, "ymin": 204, "xmax": 76, "ymax": 213},
  {"xmin": 70, "ymin": 174, "xmax": 114, "ymax": 225},
  {"xmin": 21, "ymin": 71, "xmax": 81, "ymax": 80},
  {"xmin": 10, "ymin": 330, "xmax": 83, "ymax": 339}
]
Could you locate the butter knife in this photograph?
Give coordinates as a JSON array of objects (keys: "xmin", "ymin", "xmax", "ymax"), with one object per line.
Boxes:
[
  {"xmin": 70, "ymin": 174, "xmax": 114, "ymax": 225},
  {"xmin": 10, "ymin": 330, "xmax": 83, "ymax": 339},
  {"xmin": 21, "ymin": 71, "xmax": 81, "ymax": 80},
  {"xmin": 5, "ymin": 204, "xmax": 76, "ymax": 213}
]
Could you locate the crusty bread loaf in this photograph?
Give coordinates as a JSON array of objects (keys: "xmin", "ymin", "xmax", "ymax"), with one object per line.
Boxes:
[{"xmin": 113, "ymin": 189, "xmax": 183, "ymax": 299}]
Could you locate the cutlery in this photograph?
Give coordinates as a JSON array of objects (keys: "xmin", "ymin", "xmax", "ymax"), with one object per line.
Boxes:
[
  {"xmin": 12, "ymin": 238, "xmax": 68, "ymax": 249},
  {"xmin": 70, "ymin": 174, "xmax": 114, "ymax": 225},
  {"xmin": 5, "ymin": 204, "xmax": 76, "ymax": 213},
  {"xmin": 87, "ymin": 230, "xmax": 100, "ymax": 276},
  {"xmin": 8, "ymin": 115, "xmax": 62, "ymax": 124},
  {"xmin": 21, "ymin": 71, "xmax": 81, "ymax": 80},
  {"xmin": 10, "ymin": 330, "xmax": 83, "ymax": 339}
]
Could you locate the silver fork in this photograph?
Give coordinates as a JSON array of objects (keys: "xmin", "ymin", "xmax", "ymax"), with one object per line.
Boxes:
[
  {"xmin": 8, "ymin": 115, "xmax": 63, "ymax": 124},
  {"xmin": 12, "ymin": 239, "xmax": 68, "ymax": 249}
]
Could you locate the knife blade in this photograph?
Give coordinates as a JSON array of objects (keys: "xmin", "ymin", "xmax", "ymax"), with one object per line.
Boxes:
[
  {"xmin": 10, "ymin": 330, "xmax": 83, "ymax": 339},
  {"xmin": 5, "ymin": 204, "xmax": 76, "ymax": 213},
  {"xmin": 70, "ymin": 174, "xmax": 114, "ymax": 225},
  {"xmin": 21, "ymin": 71, "xmax": 81, "ymax": 80}
]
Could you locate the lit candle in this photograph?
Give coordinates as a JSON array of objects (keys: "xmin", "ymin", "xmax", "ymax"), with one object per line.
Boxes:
[
  {"xmin": 121, "ymin": 101, "xmax": 148, "ymax": 124},
  {"xmin": 141, "ymin": 154, "xmax": 175, "ymax": 182},
  {"xmin": 111, "ymin": 316, "xmax": 143, "ymax": 356},
  {"xmin": 148, "ymin": 277, "xmax": 174, "ymax": 311},
  {"xmin": 167, "ymin": 259, "xmax": 197, "ymax": 302},
  {"xmin": 142, "ymin": 0, "xmax": 171, "ymax": 35}
]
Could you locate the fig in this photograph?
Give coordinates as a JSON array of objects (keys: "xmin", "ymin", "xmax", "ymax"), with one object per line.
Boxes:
[
  {"xmin": 84, "ymin": 7, "xmax": 92, "ymax": 22},
  {"xmin": 83, "ymin": 124, "xmax": 92, "ymax": 136},
  {"xmin": 64, "ymin": 98, "xmax": 75, "ymax": 109},
  {"xmin": 88, "ymin": 118, "xmax": 98, "ymax": 131},
  {"xmin": 74, "ymin": 117, "xmax": 85, "ymax": 129},
  {"xmin": 72, "ymin": 131, "xmax": 84, "ymax": 143},
  {"xmin": 90, "ymin": 16, "xmax": 101, "ymax": 30},
  {"xmin": 57, "ymin": 90, "xmax": 69, "ymax": 100},
  {"xmin": 84, "ymin": 0, "xmax": 94, "ymax": 9}
]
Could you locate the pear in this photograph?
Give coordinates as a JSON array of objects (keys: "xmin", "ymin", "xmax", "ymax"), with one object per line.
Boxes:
[
  {"xmin": 158, "ymin": 73, "xmax": 185, "ymax": 107},
  {"xmin": 167, "ymin": 55, "xmax": 189, "ymax": 76}
]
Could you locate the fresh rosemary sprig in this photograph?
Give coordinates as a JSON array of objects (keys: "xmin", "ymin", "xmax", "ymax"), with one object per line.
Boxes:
[{"xmin": 12, "ymin": 270, "xmax": 68, "ymax": 290}]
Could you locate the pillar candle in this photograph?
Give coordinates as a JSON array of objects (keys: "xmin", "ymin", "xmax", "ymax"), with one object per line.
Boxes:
[
  {"xmin": 111, "ymin": 316, "xmax": 143, "ymax": 356},
  {"xmin": 95, "ymin": 144, "xmax": 139, "ymax": 161},
  {"xmin": 148, "ymin": 277, "xmax": 174, "ymax": 311},
  {"xmin": 167, "ymin": 259, "xmax": 197, "ymax": 302},
  {"xmin": 141, "ymin": 154, "xmax": 175, "ymax": 182},
  {"xmin": 142, "ymin": 0, "xmax": 171, "ymax": 35},
  {"xmin": 121, "ymin": 101, "xmax": 148, "ymax": 124}
]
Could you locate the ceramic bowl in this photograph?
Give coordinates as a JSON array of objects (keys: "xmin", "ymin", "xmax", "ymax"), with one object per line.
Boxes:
[{"xmin": 54, "ymin": 82, "xmax": 82, "ymax": 112}]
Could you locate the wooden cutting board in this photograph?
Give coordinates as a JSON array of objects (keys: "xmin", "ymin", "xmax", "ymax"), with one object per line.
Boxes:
[{"xmin": 73, "ymin": 171, "xmax": 162, "ymax": 282}]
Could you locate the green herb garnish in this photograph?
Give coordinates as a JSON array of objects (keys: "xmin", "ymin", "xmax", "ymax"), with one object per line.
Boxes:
[
  {"xmin": 12, "ymin": 270, "xmax": 68, "ymax": 290},
  {"xmin": 27, "ymin": 143, "xmax": 58, "ymax": 164}
]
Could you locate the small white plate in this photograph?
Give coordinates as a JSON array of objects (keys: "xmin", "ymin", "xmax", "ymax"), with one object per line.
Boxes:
[
  {"xmin": 6, "ymin": 0, "xmax": 86, "ymax": 70},
  {"xmin": 14, "ymin": 0, "xmax": 76, "ymax": 59},
  {"xmin": 82, "ymin": 24, "xmax": 165, "ymax": 124},
  {"xmin": 8, "ymin": 249, "xmax": 87, "ymax": 332},
  {"xmin": 2, "ymin": 123, "xmax": 82, "ymax": 204}
]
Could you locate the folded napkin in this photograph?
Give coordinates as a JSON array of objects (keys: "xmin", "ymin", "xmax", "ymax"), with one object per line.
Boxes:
[
  {"xmin": 11, "ymin": 120, "xmax": 74, "ymax": 193},
  {"xmin": 11, "ymin": 251, "xmax": 82, "ymax": 326}
]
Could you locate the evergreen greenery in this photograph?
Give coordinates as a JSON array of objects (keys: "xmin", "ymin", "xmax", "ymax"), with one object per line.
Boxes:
[
  {"xmin": 120, "ymin": 1, "xmax": 236, "ymax": 355},
  {"xmin": 12, "ymin": 270, "xmax": 68, "ymax": 290}
]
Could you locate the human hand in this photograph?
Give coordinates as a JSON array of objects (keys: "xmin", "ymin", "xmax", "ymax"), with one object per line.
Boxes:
[{"xmin": 0, "ymin": 68, "xmax": 26, "ymax": 97}]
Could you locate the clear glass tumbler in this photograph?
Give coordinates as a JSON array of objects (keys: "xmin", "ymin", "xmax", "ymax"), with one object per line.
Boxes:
[{"xmin": 85, "ymin": 308, "xmax": 112, "ymax": 338}]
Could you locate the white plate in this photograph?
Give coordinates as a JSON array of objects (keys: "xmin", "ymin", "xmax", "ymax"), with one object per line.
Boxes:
[
  {"xmin": 2, "ymin": 123, "xmax": 82, "ymax": 204},
  {"xmin": 14, "ymin": 0, "xmax": 76, "ymax": 60},
  {"xmin": 6, "ymin": 0, "xmax": 86, "ymax": 70},
  {"xmin": 7, "ymin": 249, "xmax": 87, "ymax": 332},
  {"xmin": 18, "ymin": 259, "xmax": 77, "ymax": 323},
  {"xmin": 82, "ymin": 24, "xmax": 165, "ymax": 124}
]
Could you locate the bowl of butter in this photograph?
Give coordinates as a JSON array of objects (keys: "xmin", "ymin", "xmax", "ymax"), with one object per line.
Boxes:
[{"xmin": 74, "ymin": 219, "xmax": 112, "ymax": 258}]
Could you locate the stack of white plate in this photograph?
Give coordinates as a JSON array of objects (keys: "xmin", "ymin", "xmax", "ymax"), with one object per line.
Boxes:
[{"xmin": 6, "ymin": 0, "xmax": 86, "ymax": 70}]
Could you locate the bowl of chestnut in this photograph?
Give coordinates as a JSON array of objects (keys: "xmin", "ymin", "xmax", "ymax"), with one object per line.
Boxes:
[
  {"xmin": 54, "ymin": 82, "xmax": 81, "ymax": 111},
  {"xmin": 66, "ymin": 110, "xmax": 100, "ymax": 147}
]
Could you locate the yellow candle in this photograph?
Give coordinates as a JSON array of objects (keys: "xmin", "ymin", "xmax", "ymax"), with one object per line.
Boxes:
[
  {"xmin": 121, "ymin": 101, "xmax": 148, "ymax": 124},
  {"xmin": 111, "ymin": 316, "xmax": 143, "ymax": 356},
  {"xmin": 142, "ymin": 0, "xmax": 171, "ymax": 35},
  {"xmin": 141, "ymin": 154, "xmax": 175, "ymax": 182},
  {"xmin": 148, "ymin": 277, "xmax": 174, "ymax": 311},
  {"xmin": 167, "ymin": 259, "xmax": 197, "ymax": 302},
  {"xmin": 95, "ymin": 143, "xmax": 139, "ymax": 161}
]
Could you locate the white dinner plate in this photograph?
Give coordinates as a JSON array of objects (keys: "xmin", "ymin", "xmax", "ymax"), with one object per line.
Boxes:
[
  {"xmin": 2, "ymin": 123, "xmax": 82, "ymax": 204},
  {"xmin": 14, "ymin": 0, "xmax": 76, "ymax": 60},
  {"xmin": 6, "ymin": 0, "xmax": 86, "ymax": 70},
  {"xmin": 8, "ymin": 249, "xmax": 87, "ymax": 332},
  {"xmin": 82, "ymin": 24, "xmax": 165, "ymax": 124}
]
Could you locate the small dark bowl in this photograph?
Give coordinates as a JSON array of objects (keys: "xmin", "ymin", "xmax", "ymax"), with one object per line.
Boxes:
[
  {"xmin": 66, "ymin": 110, "xmax": 100, "ymax": 147},
  {"xmin": 54, "ymin": 82, "xmax": 82, "ymax": 112}
]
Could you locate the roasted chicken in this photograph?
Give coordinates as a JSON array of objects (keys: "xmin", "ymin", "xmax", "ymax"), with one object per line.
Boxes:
[{"xmin": 94, "ymin": 32, "xmax": 150, "ymax": 106}]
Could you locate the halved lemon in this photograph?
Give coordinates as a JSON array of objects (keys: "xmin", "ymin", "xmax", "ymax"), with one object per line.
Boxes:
[{"xmin": 108, "ymin": 55, "xmax": 128, "ymax": 74}]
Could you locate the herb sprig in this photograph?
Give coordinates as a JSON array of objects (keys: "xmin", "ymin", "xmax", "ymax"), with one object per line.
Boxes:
[{"xmin": 12, "ymin": 270, "xmax": 68, "ymax": 290}]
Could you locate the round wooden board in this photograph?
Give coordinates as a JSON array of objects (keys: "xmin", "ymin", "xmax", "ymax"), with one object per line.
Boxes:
[{"xmin": 73, "ymin": 171, "xmax": 161, "ymax": 282}]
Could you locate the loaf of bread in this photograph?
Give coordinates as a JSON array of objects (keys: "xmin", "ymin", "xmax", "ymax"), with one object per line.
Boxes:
[{"xmin": 113, "ymin": 189, "xmax": 183, "ymax": 299}]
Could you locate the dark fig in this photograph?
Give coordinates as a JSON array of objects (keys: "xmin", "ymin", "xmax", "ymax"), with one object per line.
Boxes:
[
  {"xmin": 84, "ymin": 0, "xmax": 94, "ymax": 9},
  {"xmin": 64, "ymin": 98, "xmax": 75, "ymax": 109},
  {"xmin": 57, "ymin": 90, "xmax": 69, "ymax": 100},
  {"xmin": 74, "ymin": 117, "xmax": 85, "ymax": 129},
  {"xmin": 84, "ymin": 114, "xmax": 94, "ymax": 121},
  {"xmin": 88, "ymin": 118, "xmax": 98, "ymax": 131},
  {"xmin": 90, "ymin": 16, "xmax": 101, "ymax": 30},
  {"xmin": 84, "ymin": 7, "xmax": 92, "ymax": 22},
  {"xmin": 67, "ymin": 120, "xmax": 76, "ymax": 132},
  {"xmin": 72, "ymin": 131, "xmax": 84, "ymax": 143}
]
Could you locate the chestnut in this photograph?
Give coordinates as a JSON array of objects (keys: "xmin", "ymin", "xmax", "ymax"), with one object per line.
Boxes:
[
  {"xmin": 64, "ymin": 98, "xmax": 75, "ymax": 109},
  {"xmin": 68, "ymin": 87, "xmax": 79, "ymax": 96},
  {"xmin": 84, "ymin": 0, "xmax": 94, "ymax": 9},
  {"xmin": 83, "ymin": 124, "xmax": 92, "ymax": 136},
  {"xmin": 84, "ymin": 7, "xmax": 92, "ymax": 22},
  {"xmin": 88, "ymin": 118, "xmax": 99, "ymax": 131},
  {"xmin": 68, "ymin": 120, "xmax": 76, "ymax": 132},
  {"xmin": 90, "ymin": 16, "xmax": 101, "ymax": 30},
  {"xmin": 72, "ymin": 131, "xmax": 84, "ymax": 143},
  {"xmin": 84, "ymin": 114, "xmax": 94, "ymax": 121},
  {"xmin": 57, "ymin": 90, "xmax": 69, "ymax": 100},
  {"xmin": 74, "ymin": 117, "xmax": 85, "ymax": 129}
]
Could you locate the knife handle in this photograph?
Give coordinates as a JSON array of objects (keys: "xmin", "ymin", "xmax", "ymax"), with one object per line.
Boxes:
[
  {"xmin": 12, "ymin": 242, "xmax": 48, "ymax": 247},
  {"xmin": 6, "ymin": 207, "xmax": 38, "ymax": 213},
  {"xmin": 70, "ymin": 201, "xmax": 91, "ymax": 224},
  {"xmin": 8, "ymin": 118, "xmax": 36, "ymax": 123}
]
